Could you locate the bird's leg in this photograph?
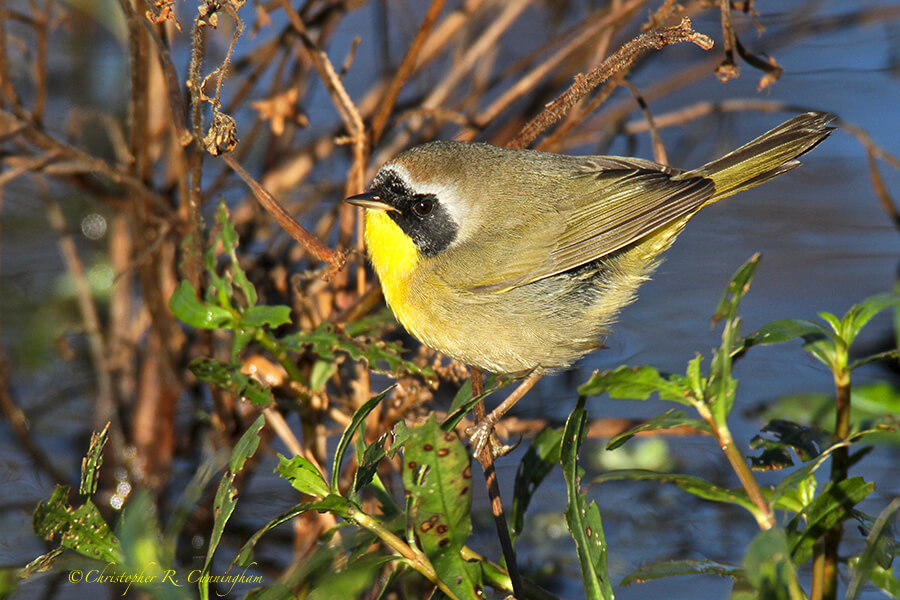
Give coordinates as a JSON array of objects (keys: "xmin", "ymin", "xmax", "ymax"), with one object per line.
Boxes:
[
  {"xmin": 469, "ymin": 367, "xmax": 525, "ymax": 600},
  {"xmin": 467, "ymin": 367, "xmax": 544, "ymax": 459}
]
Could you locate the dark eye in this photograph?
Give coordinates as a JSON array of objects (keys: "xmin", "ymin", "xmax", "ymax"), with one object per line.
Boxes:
[{"xmin": 412, "ymin": 196, "xmax": 434, "ymax": 217}]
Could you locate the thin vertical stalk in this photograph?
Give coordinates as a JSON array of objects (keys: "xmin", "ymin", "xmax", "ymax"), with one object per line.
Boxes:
[{"xmin": 817, "ymin": 368, "xmax": 851, "ymax": 600}]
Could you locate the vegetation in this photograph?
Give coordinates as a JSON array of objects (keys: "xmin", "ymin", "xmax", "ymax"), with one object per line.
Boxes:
[{"xmin": 1, "ymin": 1, "xmax": 899, "ymax": 599}]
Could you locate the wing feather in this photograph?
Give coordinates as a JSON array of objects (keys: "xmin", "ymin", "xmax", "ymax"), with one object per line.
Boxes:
[{"xmin": 471, "ymin": 158, "xmax": 715, "ymax": 292}]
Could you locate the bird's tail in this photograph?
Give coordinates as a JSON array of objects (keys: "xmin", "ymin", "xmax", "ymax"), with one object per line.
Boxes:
[{"xmin": 687, "ymin": 111, "xmax": 836, "ymax": 203}]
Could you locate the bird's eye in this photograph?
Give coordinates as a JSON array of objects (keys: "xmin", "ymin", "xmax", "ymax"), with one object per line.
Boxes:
[{"xmin": 412, "ymin": 196, "xmax": 434, "ymax": 217}]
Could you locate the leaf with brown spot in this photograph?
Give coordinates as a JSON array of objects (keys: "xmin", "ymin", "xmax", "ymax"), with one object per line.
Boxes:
[{"xmin": 401, "ymin": 415, "xmax": 482, "ymax": 599}]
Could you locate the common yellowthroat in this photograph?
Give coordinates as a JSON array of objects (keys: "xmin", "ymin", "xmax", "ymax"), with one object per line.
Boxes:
[{"xmin": 346, "ymin": 112, "xmax": 834, "ymax": 443}]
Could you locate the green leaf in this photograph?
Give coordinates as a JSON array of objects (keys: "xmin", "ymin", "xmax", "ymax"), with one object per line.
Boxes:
[
  {"xmin": 511, "ymin": 426, "xmax": 564, "ymax": 542},
  {"xmin": 79, "ymin": 423, "xmax": 109, "ymax": 500},
  {"xmin": 216, "ymin": 202, "xmax": 258, "ymax": 308},
  {"xmin": 846, "ymin": 498, "xmax": 900, "ymax": 600},
  {"xmin": 842, "ymin": 293, "xmax": 900, "ymax": 344},
  {"xmin": 306, "ymin": 554, "xmax": 395, "ymax": 600},
  {"xmin": 849, "ymin": 348, "xmax": 900, "ymax": 372},
  {"xmin": 769, "ymin": 442, "xmax": 847, "ymax": 511},
  {"xmin": 578, "ymin": 365, "xmax": 692, "ymax": 405},
  {"xmin": 277, "ymin": 455, "xmax": 330, "ymax": 498},
  {"xmin": 169, "ymin": 281, "xmax": 235, "ymax": 329},
  {"xmin": 592, "ymin": 470, "xmax": 759, "ymax": 515},
  {"xmin": 231, "ymin": 414, "xmax": 266, "ymax": 473},
  {"xmin": 801, "ymin": 335, "xmax": 838, "ymax": 370},
  {"xmin": 748, "ymin": 420, "xmax": 833, "ymax": 470},
  {"xmin": 200, "ymin": 416, "xmax": 266, "ymax": 599},
  {"xmin": 743, "ymin": 318, "xmax": 829, "ymax": 346},
  {"xmin": 401, "ymin": 415, "xmax": 481, "ymax": 599},
  {"xmin": 620, "ymin": 559, "xmax": 741, "ymax": 585},
  {"xmin": 241, "ymin": 305, "xmax": 292, "ymax": 328},
  {"xmin": 245, "ymin": 583, "xmax": 295, "ymax": 600},
  {"xmin": 281, "ymin": 324, "xmax": 432, "ymax": 379},
  {"xmin": 117, "ymin": 492, "xmax": 189, "ymax": 600},
  {"xmin": 332, "ymin": 388, "xmax": 390, "ymax": 494},
  {"xmin": 606, "ymin": 409, "xmax": 710, "ymax": 450},
  {"xmin": 353, "ymin": 432, "xmax": 389, "ymax": 496},
  {"xmin": 189, "ymin": 358, "xmax": 274, "ymax": 406},
  {"xmin": 786, "ymin": 477, "xmax": 876, "ymax": 564},
  {"xmin": 309, "ymin": 359, "xmax": 337, "ymax": 392},
  {"xmin": 712, "ymin": 253, "xmax": 760, "ymax": 325},
  {"xmin": 233, "ymin": 501, "xmax": 339, "ymax": 568},
  {"xmin": 743, "ymin": 528, "xmax": 805, "ymax": 600},
  {"xmin": 561, "ymin": 396, "xmax": 614, "ymax": 600},
  {"xmin": 33, "ymin": 486, "xmax": 123, "ymax": 563}
]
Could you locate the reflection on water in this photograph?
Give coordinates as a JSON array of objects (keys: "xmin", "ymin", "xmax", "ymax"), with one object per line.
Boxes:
[{"xmin": 2, "ymin": 0, "xmax": 900, "ymax": 598}]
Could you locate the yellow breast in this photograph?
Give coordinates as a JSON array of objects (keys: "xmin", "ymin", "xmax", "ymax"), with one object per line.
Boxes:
[{"xmin": 364, "ymin": 209, "xmax": 422, "ymax": 327}]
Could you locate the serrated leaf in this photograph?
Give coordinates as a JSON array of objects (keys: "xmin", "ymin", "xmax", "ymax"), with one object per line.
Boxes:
[
  {"xmin": 169, "ymin": 280, "xmax": 234, "ymax": 329},
  {"xmin": 786, "ymin": 477, "xmax": 876, "ymax": 564},
  {"xmin": 280, "ymin": 324, "xmax": 432, "ymax": 379},
  {"xmin": 606, "ymin": 409, "xmax": 710, "ymax": 450},
  {"xmin": 620, "ymin": 558, "xmax": 741, "ymax": 585},
  {"xmin": 241, "ymin": 305, "xmax": 292, "ymax": 328},
  {"xmin": 201, "ymin": 416, "xmax": 266, "ymax": 598},
  {"xmin": 33, "ymin": 486, "xmax": 123, "ymax": 563},
  {"xmin": 740, "ymin": 319, "xmax": 829, "ymax": 353},
  {"xmin": 80, "ymin": 423, "xmax": 109, "ymax": 499},
  {"xmin": 561, "ymin": 396, "xmax": 614, "ymax": 600},
  {"xmin": 743, "ymin": 528, "xmax": 805, "ymax": 600},
  {"xmin": 332, "ymin": 389, "xmax": 390, "ymax": 494},
  {"xmin": 190, "ymin": 358, "xmax": 274, "ymax": 406},
  {"xmin": 592, "ymin": 470, "xmax": 759, "ymax": 515},
  {"xmin": 277, "ymin": 455, "xmax": 329, "ymax": 498},
  {"xmin": 511, "ymin": 426, "xmax": 564, "ymax": 542},
  {"xmin": 847, "ymin": 498, "xmax": 900, "ymax": 600},
  {"xmin": 578, "ymin": 365, "xmax": 692, "ymax": 405},
  {"xmin": 401, "ymin": 416, "xmax": 481, "ymax": 600}
]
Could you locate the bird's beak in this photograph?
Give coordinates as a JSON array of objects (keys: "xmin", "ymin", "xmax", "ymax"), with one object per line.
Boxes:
[{"xmin": 344, "ymin": 191, "xmax": 397, "ymax": 212}]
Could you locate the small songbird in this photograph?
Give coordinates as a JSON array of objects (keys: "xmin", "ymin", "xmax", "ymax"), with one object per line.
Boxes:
[{"xmin": 347, "ymin": 112, "xmax": 834, "ymax": 450}]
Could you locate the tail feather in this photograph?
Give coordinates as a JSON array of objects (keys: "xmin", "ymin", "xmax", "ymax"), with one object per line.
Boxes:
[{"xmin": 686, "ymin": 111, "xmax": 836, "ymax": 202}]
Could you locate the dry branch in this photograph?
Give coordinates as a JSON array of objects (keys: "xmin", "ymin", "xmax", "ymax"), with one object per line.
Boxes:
[{"xmin": 507, "ymin": 17, "xmax": 714, "ymax": 149}]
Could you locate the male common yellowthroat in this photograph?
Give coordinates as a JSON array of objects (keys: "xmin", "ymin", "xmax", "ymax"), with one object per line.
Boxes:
[{"xmin": 346, "ymin": 112, "xmax": 833, "ymax": 441}]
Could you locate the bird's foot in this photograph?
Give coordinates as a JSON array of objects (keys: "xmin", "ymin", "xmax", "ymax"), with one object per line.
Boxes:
[{"xmin": 466, "ymin": 418, "xmax": 516, "ymax": 459}]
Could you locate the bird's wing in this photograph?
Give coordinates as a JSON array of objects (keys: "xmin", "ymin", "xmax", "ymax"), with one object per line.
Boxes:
[{"xmin": 461, "ymin": 157, "xmax": 715, "ymax": 293}]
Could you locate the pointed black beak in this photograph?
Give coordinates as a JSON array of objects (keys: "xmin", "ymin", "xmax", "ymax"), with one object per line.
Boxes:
[{"xmin": 344, "ymin": 191, "xmax": 397, "ymax": 212}]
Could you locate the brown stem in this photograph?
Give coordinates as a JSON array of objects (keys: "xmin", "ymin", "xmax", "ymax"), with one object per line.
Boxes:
[
  {"xmin": 470, "ymin": 368, "xmax": 525, "ymax": 600},
  {"xmin": 370, "ymin": 0, "xmax": 447, "ymax": 145},
  {"xmin": 694, "ymin": 402, "xmax": 775, "ymax": 530},
  {"xmin": 508, "ymin": 17, "xmax": 713, "ymax": 149},
  {"xmin": 221, "ymin": 153, "xmax": 345, "ymax": 275},
  {"xmin": 819, "ymin": 369, "xmax": 851, "ymax": 600}
]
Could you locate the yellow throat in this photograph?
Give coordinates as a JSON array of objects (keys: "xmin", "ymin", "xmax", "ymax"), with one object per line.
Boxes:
[{"xmin": 364, "ymin": 209, "xmax": 421, "ymax": 318}]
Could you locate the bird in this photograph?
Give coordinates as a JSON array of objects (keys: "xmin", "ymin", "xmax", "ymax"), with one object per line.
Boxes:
[{"xmin": 346, "ymin": 111, "xmax": 834, "ymax": 452}]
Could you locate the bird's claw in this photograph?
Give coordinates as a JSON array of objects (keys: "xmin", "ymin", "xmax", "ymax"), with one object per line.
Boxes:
[{"xmin": 466, "ymin": 419, "xmax": 515, "ymax": 459}]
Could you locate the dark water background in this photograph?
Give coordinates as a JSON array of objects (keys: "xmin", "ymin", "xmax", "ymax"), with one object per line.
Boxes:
[{"xmin": 2, "ymin": 0, "xmax": 900, "ymax": 598}]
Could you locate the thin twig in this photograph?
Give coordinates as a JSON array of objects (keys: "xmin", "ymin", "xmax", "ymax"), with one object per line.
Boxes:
[
  {"xmin": 221, "ymin": 152, "xmax": 346, "ymax": 275},
  {"xmin": 370, "ymin": 0, "xmax": 447, "ymax": 145},
  {"xmin": 622, "ymin": 79, "xmax": 667, "ymax": 165},
  {"xmin": 508, "ymin": 17, "xmax": 713, "ymax": 149}
]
